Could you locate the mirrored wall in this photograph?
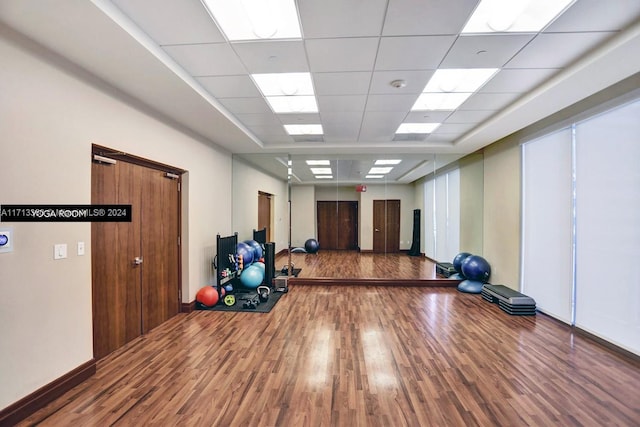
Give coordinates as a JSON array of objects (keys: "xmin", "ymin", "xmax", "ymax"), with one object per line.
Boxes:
[{"xmin": 232, "ymin": 151, "xmax": 483, "ymax": 278}]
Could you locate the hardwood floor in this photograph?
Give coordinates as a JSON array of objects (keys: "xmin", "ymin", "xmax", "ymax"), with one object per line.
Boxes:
[
  {"xmin": 17, "ymin": 286, "xmax": 640, "ymax": 426},
  {"xmin": 275, "ymin": 250, "xmax": 454, "ymax": 285}
]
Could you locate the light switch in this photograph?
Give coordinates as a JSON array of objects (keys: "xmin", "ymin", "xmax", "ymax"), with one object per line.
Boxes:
[
  {"xmin": 77, "ymin": 241, "xmax": 85, "ymax": 256},
  {"xmin": 54, "ymin": 244, "xmax": 67, "ymax": 260}
]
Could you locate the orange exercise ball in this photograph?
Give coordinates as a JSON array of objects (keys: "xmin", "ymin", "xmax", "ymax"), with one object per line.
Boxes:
[{"xmin": 196, "ymin": 286, "xmax": 219, "ymax": 307}]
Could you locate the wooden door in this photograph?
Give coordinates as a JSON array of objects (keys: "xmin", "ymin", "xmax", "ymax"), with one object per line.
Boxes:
[
  {"xmin": 92, "ymin": 154, "xmax": 180, "ymax": 359},
  {"xmin": 92, "ymin": 160, "xmax": 143, "ymax": 359},
  {"xmin": 317, "ymin": 201, "xmax": 358, "ymax": 250},
  {"xmin": 373, "ymin": 199, "xmax": 400, "ymax": 253},
  {"xmin": 140, "ymin": 167, "xmax": 180, "ymax": 333},
  {"xmin": 258, "ymin": 191, "xmax": 271, "ymax": 241}
]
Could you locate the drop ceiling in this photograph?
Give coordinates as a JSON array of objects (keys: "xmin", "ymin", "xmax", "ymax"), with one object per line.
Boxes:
[{"xmin": 1, "ymin": 0, "xmax": 639, "ymax": 184}]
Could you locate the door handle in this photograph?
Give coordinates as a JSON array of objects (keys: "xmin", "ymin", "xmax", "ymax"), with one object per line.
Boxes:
[
  {"xmin": 375, "ymin": 228, "xmax": 380, "ymax": 232},
  {"xmin": 133, "ymin": 256, "xmax": 143, "ymax": 265}
]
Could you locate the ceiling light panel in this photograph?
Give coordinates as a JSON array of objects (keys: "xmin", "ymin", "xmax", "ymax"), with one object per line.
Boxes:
[
  {"xmin": 284, "ymin": 124, "xmax": 323, "ymax": 135},
  {"xmin": 374, "ymin": 159, "xmax": 402, "ymax": 165},
  {"xmin": 462, "ymin": 0, "xmax": 575, "ymax": 33},
  {"xmin": 315, "ymin": 175, "xmax": 333, "ymax": 179},
  {"xmin": 310, "ymin": 167, "xmax": 332, "ymax": 175},
  {"xmin": 396, "ymin": 123, "xmax": 441, "ymax": 134},
  {"xmin": 423, "ymin": 69, "xmax": 499, "ymax": 93},
  {"xmin": 368, "ymin": 167, "xmax": 393, "ymax": 174},
  {"xmin": 265, "ymin": 96, "xmax": 319, "ymax": 113},
  {"xmin": 306, "ymin": 160, "xmax": 331, "ymax": 165},
  {"xmin": 251, "ymin": 73, "xmax": 315, "ymax": 96},
  {"xmin": 366, "ymin": 175, "xmax": 384, "ymax": 179},
  {"xmin": 202, "ymin": 0, "xmax": 301, "ymax": 41}
]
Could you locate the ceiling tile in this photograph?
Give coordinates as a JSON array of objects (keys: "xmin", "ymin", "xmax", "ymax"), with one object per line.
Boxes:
[
  {"xmin": 232, "ymin": 40, "xmax": 309, "ymax": 73},
  {"xmin": 445, "ymin": 110, "xmax": 496, "ymax": 123},
  {"xmin": 479, "ymin": 68, "xmax": 559, "ymax": 93},
  {"xmin": 359, "ymin": 111, "xmax": 406, "ymax": 141},
  {"xmin": 278, "ymin": 113, "xmax": 322, "ymax": 124},
  {"xmin": 318, "ymin": 95, "xmax": 367, "ymax": 112},
  {"xmin": 460, "ymin": 93, "xmax": 520, "ymax": 111},
  {"xmin": 382, "ymin": 0, "xmax": 478, "ymax": 36},
  {"xmin": 546, "ymin": 0, "xmax": 640, "ymax": 32},
  {"xmin": 162, "ymin": 43, "xmax": 246, "ymax": 76},
  {"xmin": 369, "ymin": 70, "xmax": 434, "ymax": 94},
  {"xmin": 313, "ymin": 72, "xmax": 372, "ymax": 95},
  {"xmin": 505, "ymin": 32, "xmax": 617, "ymax": 69},
  {"xmin": 248, "ymin": 124, "xmax": 288, "ymax": 137},
  {"xmin": 306, "ymin": 38, "xmax": 380, "ymax": 72},
  {"xmin": 433, "ymin": 123, "xmax": 475, "ymax": 134},
  {"xmin": 365, "ymin": 94, "xmax": 418, "ymax": 112},
  {"xmin": 404, "ymin": 110, "xmax": 453, "ymax": 122},
  {"xmin": 197, "ymin": 75, "xmax": 261, "ymax": 98},
  {"xmin": 298, "ymin": 0, "xmax": 387, "ymax": 38},
  {"xmin": 218, "ymin": 97, "xmax": 272, "ymax": 114},
  {"xmin": 375, "ymin": 36, "xmax": 456, "ymax": 70},
  {"xmin": 235, "ymin": 113, "xmax": 282, "ymax": 126},
  {"xmin": 112, "ymin": 0, "xmax": 225, "ymax": 45},
  {"xmin": 440, "ymin": 34, "xmax": 535, "ymax": 68}
]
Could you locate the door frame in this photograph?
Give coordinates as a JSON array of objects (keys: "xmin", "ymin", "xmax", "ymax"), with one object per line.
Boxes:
[{"xmin": 91, "ymin": 144, "xmax": 185, "ymax": 358}]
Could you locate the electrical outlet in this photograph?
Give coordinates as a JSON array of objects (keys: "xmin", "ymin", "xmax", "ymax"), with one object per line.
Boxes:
[
  {"xmin": 77, "ymin": 241, "xmax": 85, "ymax": 256},
  {"xmin": 0, "ymin": 227, "xmax": 13, "ymax": 253}
]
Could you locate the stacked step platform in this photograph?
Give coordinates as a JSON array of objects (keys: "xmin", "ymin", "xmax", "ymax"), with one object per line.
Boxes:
[
  {"xmin": 435, "ymin": 262, "xmax": 456, "ymax": 278},
  {"xmin": 481, "ymin": 284, "xmax": 537, "ymax": 316}
]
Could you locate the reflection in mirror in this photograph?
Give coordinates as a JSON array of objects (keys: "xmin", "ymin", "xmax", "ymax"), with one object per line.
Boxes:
[{"xmin": 232, "ymin": 151, "xmax": 483, "ymax": 279}]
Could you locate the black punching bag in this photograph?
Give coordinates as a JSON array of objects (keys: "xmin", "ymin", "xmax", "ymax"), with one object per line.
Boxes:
[{"xmin": 408, "ymin": 209, "xmax": 421, "ymax": 256}]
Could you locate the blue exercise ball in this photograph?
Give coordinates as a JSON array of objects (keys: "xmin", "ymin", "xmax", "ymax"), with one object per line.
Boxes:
[
  {"xmin": 457, "ymin": 279, "xmax": 484, "ymax": 294},
  {"xmin": 452, "ymin": 252, "xmax": 472, "ymax": 275},
  {"xmin": 244, "ymin": 239, "xmax": 263, "ymax": 261},
  {"xmin": 304, "ymin": 238, "xmax": 319, "ymax": 254},
  {"xmin": 237, "ymin": 241, "xmax": 254, "ymax": 265},
  {"xmin": 253, "ymin": 261, "xmax": 265, "ymax": 273},
  {"xmin": 461, "ymin": 255, "xmax": 491, "ymax": 283},
  {"xmin": 240, "ymin": 264, "xmax": 264, "ymax": 289}
]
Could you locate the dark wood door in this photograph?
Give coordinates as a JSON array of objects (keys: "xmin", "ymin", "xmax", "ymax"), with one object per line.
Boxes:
[
  {"xmin": 317, "ymin": 201, "xmax": 358, "ymax": 250},
  {"xmin": 140, "ymin": 167, "xmax": 180, "ymax": 333},
  {"xmin": 373, "ymin": 199, "xmax": 400, "ymax": 253},
  {"xmin": 92, "ymin": 157, "xmax": 180, "ymax": 359},
  {"xmin": 258, "ymin": 191, "xmax": 271, "ymax": 242}
]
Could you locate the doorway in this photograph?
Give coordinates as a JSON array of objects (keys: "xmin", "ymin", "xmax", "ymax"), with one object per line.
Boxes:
[
  {"xmin": 258, "ymin": 191, "xmax": 272, "ymax": 242},
  {"xmin": 91, "ymin": 146, "xmax": 182, "ymax": 360},
  {"xmin": 373, "ymin": 199, "xmax": 400, "ymax": 253},
  {"xmin": 317, "ymin": 201, "xmax": 358, "ymax": 250}
]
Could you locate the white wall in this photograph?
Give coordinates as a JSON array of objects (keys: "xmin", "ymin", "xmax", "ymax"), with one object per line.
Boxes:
[
  {"xmin": 291, "ymin": 185, "xmax": 315, "ymax": 248},
  {"xmin": 0, "ymin": 27, "xmax": 233, "ymax": 410},
  {"xmin": 232, "ymin": 157, "xmax": 288, "ymax": 251}
]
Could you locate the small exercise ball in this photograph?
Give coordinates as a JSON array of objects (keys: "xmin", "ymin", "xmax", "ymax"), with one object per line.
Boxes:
[
  {"xmin": 304, "ymin": 238, "xmax": 320, "ymax": 254},
  {"xmin": 240, "ymin": 264, "xmax": 264, "ymax": 289},
  {"xmin": 244, "ymin": 239, "xmax": 263, "ymax": 261},
  {"xmin": 453, "ymin": 252, "xmax": 472, "ymax": 275},
  {"xmin": 461, "ymin": 255, "xmax": 491, "ymax": 283},
  {"xmin": 457, "ymin": 279, "xmax": 484, "ymax": 294},
  {"xmin": 237, "ymin": 241, "xmax": 254, "ymax": 265},
  {"xmin": 196, "ymin": 286, "xmax": 219, "ymax": 307}
]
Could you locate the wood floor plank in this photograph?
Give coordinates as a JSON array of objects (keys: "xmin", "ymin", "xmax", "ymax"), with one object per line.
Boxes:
[{"xmin": 16, "ymin": 285, "xmax": 640, "ymax": 427}]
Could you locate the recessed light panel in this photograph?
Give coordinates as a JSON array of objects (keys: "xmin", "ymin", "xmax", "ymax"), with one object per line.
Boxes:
[
  {"xmin": 366, "ymin": 175, "xmax": 384, "ymax": 179},
  {"xmin": 203, "ymin": 0, "xmax": 302, "ymax": 41},
  {"xmin": 375, "ymin": 159, "xmax": 402, "ymax": 165},
  {"xmin": 368, "ymin": 167, "xmax": 393, "ymax": 174},
  {"xmin": 310, "ymin": 167, "xmax": 332, "ymax": 175},
  {"xmin": 423, "ymin": 69, "xmax": 499, "ymax": 93},
  {"xmin": 284, "ymin": 125, "xmax": 323, "ymax": 135},
  {"xmin": 252, "ymin": 73, "xmax": 314, "ymax": 96},
  {"xmin": 265, "ymin": 96, "xmax": 319, "ymax": 113},
  {"xmin": 462, "ymin": 0, "xmax": 574, "ymax": 33},
  {"xmin": 306, "ymin": 160, "xmax": 331, "ymax": 165},
  {"xmin": 396, "ymin": 123, "xmax": 441, "ymax": 134},
  {"xmin": 316, "ymin": 175, "xmax": 333, "ymax": 179}
]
